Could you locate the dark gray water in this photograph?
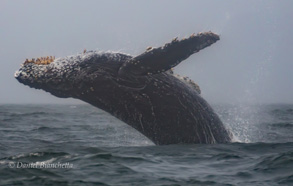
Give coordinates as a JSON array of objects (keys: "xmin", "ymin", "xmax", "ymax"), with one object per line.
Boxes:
[{"xmin": 0, "ymin": 104, "xmax": 292, "ymax": 185}]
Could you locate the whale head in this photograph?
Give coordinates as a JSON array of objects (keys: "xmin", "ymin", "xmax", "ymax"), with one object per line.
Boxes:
[{"xmin": 14, "ymin": 51, "xmax": 132, "ymax": 98}]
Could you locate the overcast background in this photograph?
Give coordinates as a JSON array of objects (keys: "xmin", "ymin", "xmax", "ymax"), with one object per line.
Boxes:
[{"xmin": 0, "ymin": 0, "xmax": 292, "ymax": 104}]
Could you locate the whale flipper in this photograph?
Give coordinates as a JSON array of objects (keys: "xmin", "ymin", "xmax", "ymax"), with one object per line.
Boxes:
[{"xmin": 119, "ymin": 32, "xmax": 219, "ymax": 76}]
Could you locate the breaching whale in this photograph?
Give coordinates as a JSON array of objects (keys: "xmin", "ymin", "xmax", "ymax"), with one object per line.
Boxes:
[{"xmin": 15, "ymin": 32, "xmax": 232, "ymax": 145}]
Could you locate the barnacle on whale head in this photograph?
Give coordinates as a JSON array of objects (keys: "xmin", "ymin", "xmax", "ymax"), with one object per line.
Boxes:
[{"xmin": 23, "ymin": 56, "xmax": 55, "ymax": 65}]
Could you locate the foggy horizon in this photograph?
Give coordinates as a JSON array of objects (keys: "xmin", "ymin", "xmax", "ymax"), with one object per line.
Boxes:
[{"xmin": 1, "ymin": 0, "xmax": 292, "ymax": 104}]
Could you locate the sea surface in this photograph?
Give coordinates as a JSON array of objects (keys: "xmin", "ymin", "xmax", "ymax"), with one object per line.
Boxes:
[{"xmin": 0, "ymin": 104, "xmax": 292, "ymax": 185}]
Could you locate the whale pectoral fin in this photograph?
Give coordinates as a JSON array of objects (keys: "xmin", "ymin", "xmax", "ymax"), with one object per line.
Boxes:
[{"xmin": 118, "ymin": 32, "xmax": 219, "ymax": 76}]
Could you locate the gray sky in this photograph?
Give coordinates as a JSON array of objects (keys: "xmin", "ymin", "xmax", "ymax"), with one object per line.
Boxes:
[{"xmin": 0, "ymin": 0, "xmax": 292, "ymax": 104}]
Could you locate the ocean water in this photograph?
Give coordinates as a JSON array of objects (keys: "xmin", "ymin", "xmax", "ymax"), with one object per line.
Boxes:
[{"xmin": 0, "ymin": 104, "xmax": 292, "ymax": 185}]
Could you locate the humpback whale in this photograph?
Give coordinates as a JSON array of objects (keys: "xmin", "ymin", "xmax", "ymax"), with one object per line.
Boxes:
[{"xmin": 15, "ymin": 32, "xmax": 232, "ymax": 145}]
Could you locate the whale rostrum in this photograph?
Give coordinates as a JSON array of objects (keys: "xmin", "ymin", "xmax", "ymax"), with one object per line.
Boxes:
[{"xmin": 15, "ymin": 32, "xmax": 232, "ymax": 145}]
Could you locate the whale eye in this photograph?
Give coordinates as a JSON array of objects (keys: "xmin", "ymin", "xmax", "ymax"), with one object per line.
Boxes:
[{"xmin": 24, "ymin": 56, "xmax": 56, "ymax": 65}]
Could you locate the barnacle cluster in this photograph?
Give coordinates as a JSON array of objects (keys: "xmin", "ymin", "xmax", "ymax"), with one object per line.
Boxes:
[
  {"xmin": 24, "ymin": 56, "xmax": 55, "ymax": 65},
  {"xmin": 173, "ymin": 74, "xmax": 201, "ymax": 94}
]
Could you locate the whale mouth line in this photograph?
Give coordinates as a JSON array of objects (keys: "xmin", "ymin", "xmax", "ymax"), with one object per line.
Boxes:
[{"xmin": 23, "ymin": 56, "xmax": 56, "ymax": 66}]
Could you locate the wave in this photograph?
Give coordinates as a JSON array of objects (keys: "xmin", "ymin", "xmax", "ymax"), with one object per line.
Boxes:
[
  {"xmin": 254, "ymin": 151, "xmax": 293, "ymax": 172},
  {"xmin": 269, "ymin": 122, "xmax": 293, "ymax": 128}
]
